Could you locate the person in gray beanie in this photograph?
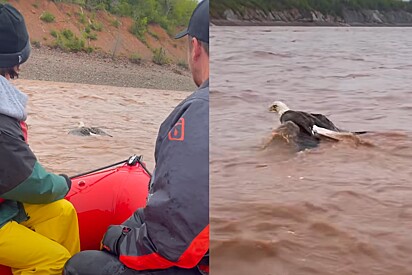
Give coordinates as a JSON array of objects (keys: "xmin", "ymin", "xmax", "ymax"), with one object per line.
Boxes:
[
  {"xmin": 0, "ymin": 4, "xmax": 80, "ymax": 274},
  {"xmin": 0, "ymin": 2, "xmax": 31, "ymax": 79}
]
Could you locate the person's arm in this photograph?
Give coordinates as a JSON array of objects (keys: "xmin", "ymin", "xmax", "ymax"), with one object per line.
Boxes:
[
  {"xmin": 102, "ymin": 98, "xmax": 209, "ymax": 270},
  {"xmin": 0, "ymin": 130, "xmax": 71, "ymax": 204}
]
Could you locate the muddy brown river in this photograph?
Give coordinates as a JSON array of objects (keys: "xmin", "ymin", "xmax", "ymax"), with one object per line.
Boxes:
[
  {"xmin": 13, "ymin": 79, "xmax": 190, "ymax": 175},
  {"xmin": 210, "ymin": 27, "xmax": 412, "ymax": 275}
]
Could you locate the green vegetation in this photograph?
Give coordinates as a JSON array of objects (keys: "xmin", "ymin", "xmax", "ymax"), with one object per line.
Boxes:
[
  {"xmin": 211, "ymin": 0, "xmax": 412, "ymax": 18},
  {"xmin": 56, "ymin": 0, "xmax": 197, "ymax": 37},
  {"xmin": 129, "ymin": 17, "xmax": 148, "ymax": 41},
  {"xmin": 40, "ymin": 11, "xmax": 56, "ymax": 23},
  {"xmin": 89, "ymin": 21, "xmax": 103, "ymax": 31},
  {"xmin": 43, "ymin": 1, "xmax": 196, "ymax": 62},
  {"xmin": 85, "ymin": 46, "xmax": 94, "ymax": 53},
  {"xmin": 52, "ymin": 29, "xmax": 88, "ymax": 52},
  {"xmin": 31, "ymin": 40, "xmax": 41, "ymax": 48},
  {"xmin": 84, "ymin": 31, "xmax": 98, "ymax": 40},
  {"xmin": 152, "ymin": 47, "xmax": 169, "ymax": 65},
  {"xmin": 148, "ymin": 30, "xmax": 159, "ymax": 40},
  {"xmin": 78, "ymin": 12, "xmax": 87, "ymax": 24},
  {"xmin": 50, "ymin": 30, "xmax": 58, "ymax": 38},
  {"xmin": 129, "ymin": 53, "xmax": 142, "ymax": 64},
  {"xmin": 177, "ymin": 59, "xmax": 188, "ymax": 70},
  {"xmin": 111, "ymin": 18, "xmax": 121, "ymax": 28}
]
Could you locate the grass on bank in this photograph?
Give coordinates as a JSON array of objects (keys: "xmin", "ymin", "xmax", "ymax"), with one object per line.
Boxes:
[
  {"xmin": 51, "ymin": 29, "xmax": 93, "ymax": 53},
  {"xmin": 177, "ymin": 60, "xmax": 189, "ymax": 70},
  {"xmin": 111, "ymin": 19, "xmax": 121, "ymax": 28},
  {"xmin": 55, "ymin": 0, "xmax": 197, "ymax": 38},
  {"xmin": 40, "ymin": 11, "xmax": 55, "ymax": 23},
  {"xmin": 152, "ymin": 47, "xmax": 169, "ymax": 65},
  {"xmin": 36, "ymin": 1, "xmax": 192, "ymax": 66},
  {"xmin": 129, "ymin": 53, "xmax": 142, "ymax": 64},
  {"xmin": 49, "ymin": 29, "xmax": 172, "ymax": 66}
]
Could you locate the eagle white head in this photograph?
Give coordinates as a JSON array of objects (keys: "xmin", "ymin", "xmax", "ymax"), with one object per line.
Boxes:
[{"xmin": 269, "ymin": 101, "xmax": 290, "ymax": 115}]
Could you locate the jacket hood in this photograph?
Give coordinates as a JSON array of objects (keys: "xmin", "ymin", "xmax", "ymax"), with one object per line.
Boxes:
[{"xmin": 0, "ymin": 75, "xmax": 27, "ymax": 121}]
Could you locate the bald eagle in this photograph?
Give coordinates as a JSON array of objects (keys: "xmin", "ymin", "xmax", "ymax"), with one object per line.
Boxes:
[
  {"xmin": 268, "ymin": 101, "xmax": 367, "ymax": 150},
  {"xmin": 68, "ymin": 121, "xmax": 112, "ymax": 137}
]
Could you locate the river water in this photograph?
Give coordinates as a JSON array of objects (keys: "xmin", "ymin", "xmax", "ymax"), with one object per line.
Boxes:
[
  {"xmin": 210, "ymin": 27, "xmax": 412, "ymax": 275},
  {"xmin": 13, "ymin": 79, "xmax": 190, "ymax": 175}
]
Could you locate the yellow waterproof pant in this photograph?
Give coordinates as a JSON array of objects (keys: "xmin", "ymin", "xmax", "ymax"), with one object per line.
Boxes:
[{"xmin": 0, "ymin": 200, "xmax": 80, "ymax": 275}]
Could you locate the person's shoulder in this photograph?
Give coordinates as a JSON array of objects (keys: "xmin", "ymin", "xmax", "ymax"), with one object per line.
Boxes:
[
  {"xmin": 0, "ymin": 113, "xmax": 20, "ymax": 131},
  {"xmin": 0, "ymin": 114, "xmax": 26, "ymax": 142},
  {"xmin": 165, "ymin": 79, "xmax": 209, "ymax": 120},
  {"xmin": 185, "ymin": 79, "xmax": 209, "ymax": 105}
]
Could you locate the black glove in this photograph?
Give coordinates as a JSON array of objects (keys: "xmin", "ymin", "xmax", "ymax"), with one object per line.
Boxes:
[{"xmin": 101, "ymin": 225, "xmax": 131, "ymax": 255}]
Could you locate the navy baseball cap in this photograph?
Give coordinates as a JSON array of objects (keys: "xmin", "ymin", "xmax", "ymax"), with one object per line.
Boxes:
[
  {"xmin": 0, "ymin": 4, "xmax": 31, "ymax": 68},
  {"xmin": 175, "ymin": 0, "xmax": 209, "ymax": 44}
]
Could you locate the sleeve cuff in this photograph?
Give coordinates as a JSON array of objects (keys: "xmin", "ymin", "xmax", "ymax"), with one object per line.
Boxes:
[
  {"xmin": 59, "ymin": 174, "xmax": 72, "ymax": 190},
  {"xmin": 101, "ymin": 225, "xmax": 127, "ymax": 255}
]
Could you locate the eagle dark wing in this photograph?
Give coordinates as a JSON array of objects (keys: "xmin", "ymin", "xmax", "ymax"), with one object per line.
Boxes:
[
  {"xmin": 310, "ymin": 113, "xmax": 340, "ymax": 131},
  {"xmin": 90, "ymin": 127, "xmax": 112, "ymax": 137},
  {"xmin": 271, "ymin": 121, "xmax": 320, "ymax": 151},
  {"xmin": 280, "ymin": 111, "xmax": 315, "ymax": 136},
  {"xmin": 68, "ymin": 127, "xmax": 90, "ymax": 136}
]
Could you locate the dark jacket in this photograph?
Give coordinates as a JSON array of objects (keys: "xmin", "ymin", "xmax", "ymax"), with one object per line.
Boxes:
[
  {"xmin": 0, "ymin": 77, "xmax": 71, "ymax": 228},
  {"xmin": 102, "ymin": 80, "xmax": 209, "ymax": 273}
]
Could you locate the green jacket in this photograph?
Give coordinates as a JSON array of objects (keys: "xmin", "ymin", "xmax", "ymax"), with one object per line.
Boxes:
[{"xmin": 0, "ymin": 77, "xmax": 71, "ymax": 228}]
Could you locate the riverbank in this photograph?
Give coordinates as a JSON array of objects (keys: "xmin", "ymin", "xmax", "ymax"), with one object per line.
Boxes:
[
  {"xmin": 20, "ymin": 48, "xmax": 195, "ymax": 91},
  {"xmin": 211, "ymin": 8, "xmax": 412, "ymax": 26},
  {"xmin": 212, "ymin": 19, "xmax": 412, "ymax": 27},
  {"xmin": 9, "ymin": 0, "xmax": 194, "ymax": 64}
]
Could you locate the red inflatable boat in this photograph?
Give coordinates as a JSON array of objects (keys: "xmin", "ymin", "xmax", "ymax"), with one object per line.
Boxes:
[{"xmin": 0, "ymin": 155, "xmax": 151, "ymax": 274}]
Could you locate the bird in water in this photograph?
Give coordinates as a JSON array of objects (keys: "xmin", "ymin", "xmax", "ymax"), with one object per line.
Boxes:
[
  {"xmin": 266, "ymin": 101, "xmax": 368, "ymax": 150},
  {"xmin": 68, "ymin": 121, "xmax": 112, "ymax": 137}
]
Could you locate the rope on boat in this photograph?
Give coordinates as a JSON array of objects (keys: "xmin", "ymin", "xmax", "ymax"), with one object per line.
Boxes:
[{"xmin": 69, "ymin": 155, "xmax": 152, "ymax": 179}]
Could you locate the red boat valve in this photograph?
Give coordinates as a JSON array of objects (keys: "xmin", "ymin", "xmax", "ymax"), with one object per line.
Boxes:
[{"xmin": 78, "ymin": 180, "xmax": 86, "ymax": 188}]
